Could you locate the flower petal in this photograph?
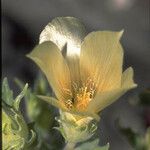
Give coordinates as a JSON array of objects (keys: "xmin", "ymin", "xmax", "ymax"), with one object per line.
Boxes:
[
  {"xmin": 121, "ymin": 67, "xmax": 137, "ymax": 89},
  {"xmin": 39, "ymin": 16, "xmax": 87, "ymax": 57},
  {"xmin": 37, "ymin": 95, "xmax": 67, "ymax": 110},
  {"xmin": 39, "ymin": 17, "xmax": 87, "ymax": 88},
  {"xmin": 80, "ymin": 31, "xmax": 124, "ymax": 91},
  {"xmin": 38, "ymin": 95, "xmax": 100, "ymax": 121},
  {"xmin": 27, "ymin": 41, "xmax": 71, "ymax": 101},
  {"xmin": 87, "ymin": 67, "xmax": 137, "ymax": 113}
]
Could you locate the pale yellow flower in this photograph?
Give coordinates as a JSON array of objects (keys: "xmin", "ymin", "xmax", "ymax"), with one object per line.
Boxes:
[{"xmin": 27, "ymin": 30, "xmax": 137, "ymax": 120}]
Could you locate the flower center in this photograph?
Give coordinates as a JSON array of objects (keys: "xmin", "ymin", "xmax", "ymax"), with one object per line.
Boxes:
[
  {"xmin": 75, "ymin": 86, "xmax": 94, "ymax": 111},
  {"xmin": 65, "ymin": 78, "xmax": 96, "ymax": 111}
]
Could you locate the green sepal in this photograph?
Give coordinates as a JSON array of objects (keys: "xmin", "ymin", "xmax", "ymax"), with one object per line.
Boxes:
[{"xmin": 56, "ymin": 111, "xmax": 98, "ymax": 143}]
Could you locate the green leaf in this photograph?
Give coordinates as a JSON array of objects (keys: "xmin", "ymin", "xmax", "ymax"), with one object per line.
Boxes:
[
  {"xmin": 33, "ymin": 72, "xmax": 50, "ymax": 95},
  {"xmin": 15, "ymin": 76, "xmax": 58, "ymax": 149},
  {"xmin": 14, "ymin": 83, "xmax": 28, "ymax": 111},
  {"xmin": 2, "ymin": 78, "xmax": 37, "ymax": 150},
  {"xmin": 2, "ymin": 77, "xmax": 14, "ymax": 106}
]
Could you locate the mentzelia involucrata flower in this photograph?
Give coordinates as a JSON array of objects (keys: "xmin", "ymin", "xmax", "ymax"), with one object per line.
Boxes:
[{"xmin": 27, "ymin": 17, "xmax": 137, "ymax": 121}]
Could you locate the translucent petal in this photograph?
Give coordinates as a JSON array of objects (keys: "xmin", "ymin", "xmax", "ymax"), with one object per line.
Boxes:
[
  {"xmin": 87, "ymin": 67, "xmax": 137, "ymax": 113},
  {"xmin": 80, "ymin": 31, "xmax": 124, "ymax": 91},
  {"xmin": 27, "ymin": 41, "xmax": 71, "ymax": 101},
  {"xmin": 39, "ymin": 16, "xmax": 87, "ymax": 57},
  {"xmin": 39, "ymin": 16, "xmax": 87, "ymax": 88}
]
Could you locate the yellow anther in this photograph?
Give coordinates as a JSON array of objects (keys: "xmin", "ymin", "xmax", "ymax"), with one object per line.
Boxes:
[{"xmin": 65, "ymin": 79, "xmax": 96, "ymax": 111}]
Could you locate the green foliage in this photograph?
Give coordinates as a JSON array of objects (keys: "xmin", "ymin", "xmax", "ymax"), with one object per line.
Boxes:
[
  {"xmin": 55, "ymin": 111, "xmax": 97, "ymax": 143},
  {"xmin": 2, "ymin": 76, "xmax": 109, "ymax": 150},
  {"xmin": 15, "ymin": 73, "xmax": 63, "ymax": 150},
  {"xmin": 2, "ymin": 78, "xmax": 36, "ymax": 150},
  {"xmin": 2, "ymin": 77, "xmax": 14, "ymax": 106},
  {"xmin": 15, "ymin": 73, "xmax": 54, "ymax": 124}
]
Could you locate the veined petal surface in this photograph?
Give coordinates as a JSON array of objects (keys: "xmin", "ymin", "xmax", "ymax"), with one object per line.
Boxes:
[
  {"xmin": 87, "ymin": 67, "xmax": 137, "ymax": 113},
  {"xmin": 27, "ymin": 41, "xmax": 71, "ymax": 101},
  {"xmin": 80, "ymin": 31, "xmax": 124, "ymax": 92}
]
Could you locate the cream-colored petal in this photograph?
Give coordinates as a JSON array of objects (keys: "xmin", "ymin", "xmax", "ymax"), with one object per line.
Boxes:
[
  {"xmin": 87, "ymin": 89, "xmax": 124, "ymax": 113},
  {"xmin": 67, "ymin": 56, "xmax": 82, "ymax": 92},
  {"xmin": 39, "ymin": 17, "xmax": 87, "ymax": 88},
  {"xmin": 121, "ymin": 67, "xmax": 137, "ymax": 89},
  {"xmin": 80, "ymin": 31, "xmax": 124, "ymax": 91},
  {"xmin": 27, "ymin": 41, "xmax": 71, "ymax": 101},
  {"xmin": 87, "ymin": 67, "xmax": 137, "ymax": 113}
]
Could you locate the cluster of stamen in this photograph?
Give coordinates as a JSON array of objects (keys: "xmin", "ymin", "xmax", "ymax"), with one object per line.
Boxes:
[{"xmin": 65, "ymin": 78, "xmax": 97, "ymax": 111}]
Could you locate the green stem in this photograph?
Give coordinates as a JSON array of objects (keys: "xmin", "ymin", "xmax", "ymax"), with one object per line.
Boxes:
[{"xmin": 64, "ymin": 142, "xmax": 76, "ymax": 150}]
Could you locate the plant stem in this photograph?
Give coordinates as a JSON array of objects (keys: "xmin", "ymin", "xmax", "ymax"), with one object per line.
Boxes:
[{"xmin": 64, "ymin": 142, "xmax": 76, "ymax": 150}]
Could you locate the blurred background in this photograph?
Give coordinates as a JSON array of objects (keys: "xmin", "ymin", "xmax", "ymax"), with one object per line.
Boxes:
[{"xmin": 2, "ymin": 0, "xmax": 150, "ymax": 150}]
